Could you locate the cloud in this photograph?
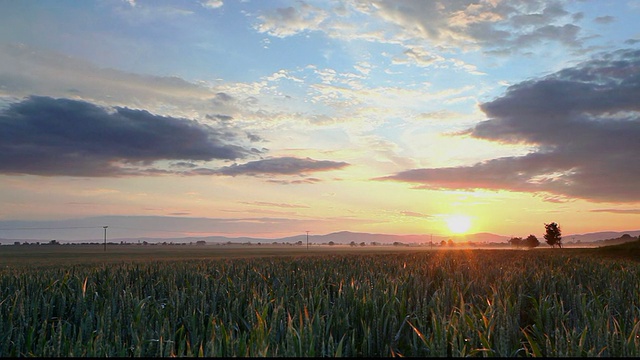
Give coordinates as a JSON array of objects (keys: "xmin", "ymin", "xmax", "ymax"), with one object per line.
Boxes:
[
  {"xmin": 510, "ymin": 23, "xmax": 581, "ymax": 49},
  {"xmin": 266, "ymin": 177, "xmax": 322, "ymax": 185},
  {"xmin": 401, "ymin": 211, "xmax": 432, "ymax": 219},
  {"xmin": 253, "ymin": 1, "xmax": 587, "ymax": 77},
  {"xmin": 356, "ymin": 0, "xmax": 584, "ymax": 53},
  {"xmin": 215, "ymin": 156, "xmax": 349, "ymax": 176},
  {"xmin": 380, "ymin": 48, "xmax": 640, "ymax": 203},
  {"xmin": 392, "ymin": 47, "xmax": 444, "ymax": 67},
  {"xmin": 0, "ymin": 96, "xmax": 255, "ymax": 177},
  {"xmin": 240, "ymin": 201, "xmax": 310, "ymax": 209},
  {"xmin": 594, "ymin": 15, "xmax": 615, "ymax": 25},
  {"xmin": 590, "ymin": 209, "xmax": 640, "ymax": 215},
  {"xmin": 201, "ymin": 0, "xmax": 223, "ymax": 10},
  {"xmin": 256, "ymin": 2, "xmax": 328, "ymax": 37},
  {"xmin": 0, "ymin": 44, "xmax": 253, "ymax": 121}
]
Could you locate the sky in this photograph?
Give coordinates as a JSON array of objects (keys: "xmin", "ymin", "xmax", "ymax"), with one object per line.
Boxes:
[{"xmin": 1, "ymin": 0, "xmax": 639, "ymax": 241}]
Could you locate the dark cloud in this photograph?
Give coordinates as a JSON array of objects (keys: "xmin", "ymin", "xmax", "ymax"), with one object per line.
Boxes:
[
  {"xmin": 211, "ymin": 92, "xmax": 235, "ymax": 106},
  {"xmin": 246, "ymin": 133, "xmax": 265, "ymax": 142},
  {"xmin": 171, "ymin": 162, "xmax": 199, "ymax": 168},
  {"xmin": 0, "ymin": 96, "xmax": 253, "ymax": 176},
  {"xmin": 509, "ymin": 3, "xmax": 569, "ymax": 27},
  {"xmin": 215, "ymin": 157, "xmax": 349, "ymax": 177},
  {"xmin": 206, "ymin": 114, "xmax": 234, "ymax": 122},
  {"xmin": 381, "ymin": 49, "xmax": 640, "ymax": 203},
  {"xmin": 512, "ymin": 23, "xmax": 582, "ymax": 48}
]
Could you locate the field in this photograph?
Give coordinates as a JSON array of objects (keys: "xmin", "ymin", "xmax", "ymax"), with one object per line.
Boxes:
[{"xmin": 1, "ymin": 244, "xmax": 639, "ymax": 357}]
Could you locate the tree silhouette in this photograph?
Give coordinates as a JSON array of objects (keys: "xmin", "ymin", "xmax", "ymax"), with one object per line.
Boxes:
[
  {"xmin": 508, "ymin": 237, "xmax": 523, "ymax": 248},
  {"xmin": 544, "ymin": 222, "xmax": 562, "ymax": 248},
  {"xmin": 509, "ymin": 235, "xmax": 539, "ymax": 249},
  {"xmin": 524, "ymin": 234, "xmax": 540, "ymax": 248}
]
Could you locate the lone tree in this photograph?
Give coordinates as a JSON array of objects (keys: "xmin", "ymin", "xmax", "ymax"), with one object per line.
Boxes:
[
  {"xmin": 544, "ymin": 222, "xmax": 562, "ymax": 248},
  {"xmin": 523, "ymin": 234, "xmax": 540, "ymax": 248}
]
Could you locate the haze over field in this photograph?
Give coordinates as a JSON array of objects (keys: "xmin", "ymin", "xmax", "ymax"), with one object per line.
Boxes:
[{"xmin": 1, "ymin": 1, "xmax": 639, "ymax": 240}]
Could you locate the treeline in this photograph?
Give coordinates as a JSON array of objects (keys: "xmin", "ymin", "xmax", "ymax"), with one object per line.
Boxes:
[
  {"xmin": 509, "ymin": 222, "xmax": 565, "ymax": 249},
  {"xmin": 508, "ymin": 235, "xmax": 540, "ymax": 248},
  {"xmin": 8, "ymin": 241, "xmax": 201, "ymax": 246}
]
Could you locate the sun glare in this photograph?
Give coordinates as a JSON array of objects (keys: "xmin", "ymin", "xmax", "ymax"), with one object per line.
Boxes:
[{"xmin": 446, "ymin": 215, "xmax": 472, "ymax": 234}]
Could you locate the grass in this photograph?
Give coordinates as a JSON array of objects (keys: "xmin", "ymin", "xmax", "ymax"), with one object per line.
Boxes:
[
  {"xmin": 0, "ymin": 244, "xmax": 433, "ymax": 267},
  {"xmin": 0, "ymin": 245, "xmax": 639, "ymax": 357}
]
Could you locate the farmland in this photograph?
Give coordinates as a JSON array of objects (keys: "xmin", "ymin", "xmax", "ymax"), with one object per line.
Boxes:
[{"xmin": 1, "ymin": 245, "xmax": 639, "ymax": 357}]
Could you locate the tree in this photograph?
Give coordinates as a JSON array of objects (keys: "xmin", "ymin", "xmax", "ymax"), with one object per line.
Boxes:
[
  {"xmin": 509, "ymin": 237, "xmax": 523, "ymax": 248},
  {"xmin": 544, "ymin": 222, "xmax": 562, "ymax": 248},
  {"xmin": 523, "ymin": 234, "xmax": 540, "ymax": 248}
]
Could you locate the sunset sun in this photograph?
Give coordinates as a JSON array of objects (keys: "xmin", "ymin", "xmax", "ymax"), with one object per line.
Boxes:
[{"xmin": 446, "ymin": 215, "xmax": 472, "ymax": 234}]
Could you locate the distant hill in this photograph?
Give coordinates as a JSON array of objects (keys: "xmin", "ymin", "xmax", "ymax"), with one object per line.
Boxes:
[
  {"xmin": 592, "ymin": 233, "xmax": 640, "ymax": 247},
  {"xmin": 451, "ymin": 232, "xmax": 509, "ymax": 243},
  {"xmin": 276, "ymin": 231, "xmax": 511, "ymax": 245},
  {"xmin": 567, "ymin": 230, "xmax": 640, "ymax": 243}
]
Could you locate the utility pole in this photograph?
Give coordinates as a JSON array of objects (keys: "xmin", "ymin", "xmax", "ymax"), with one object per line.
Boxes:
[
  {"xmin": 103, "ymin": 226, "xmax": 108, "ymax": 251},
  {"xmin": 306, "ymin": 231, "xmax": 310, "ymax": 250}
]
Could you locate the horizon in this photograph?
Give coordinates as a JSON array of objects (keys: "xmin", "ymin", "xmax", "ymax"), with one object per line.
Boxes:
[
  {"xmin": 1, "ymin": 215, "xmax": 639, "ymax": 244},
  {"xmin": 1, "ymin": 1, "xmax": 639, "ymax": 238}
]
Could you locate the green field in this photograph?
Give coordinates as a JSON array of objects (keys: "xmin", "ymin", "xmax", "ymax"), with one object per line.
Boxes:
[{"xmin": 1, "ymin": 244, "xmax": 639, "ymax": 357}]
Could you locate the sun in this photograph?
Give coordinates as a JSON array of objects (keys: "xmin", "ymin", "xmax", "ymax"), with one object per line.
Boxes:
[{"xmin": 446, "ymin": 215, "xmax": 472, "ymax": 234}]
